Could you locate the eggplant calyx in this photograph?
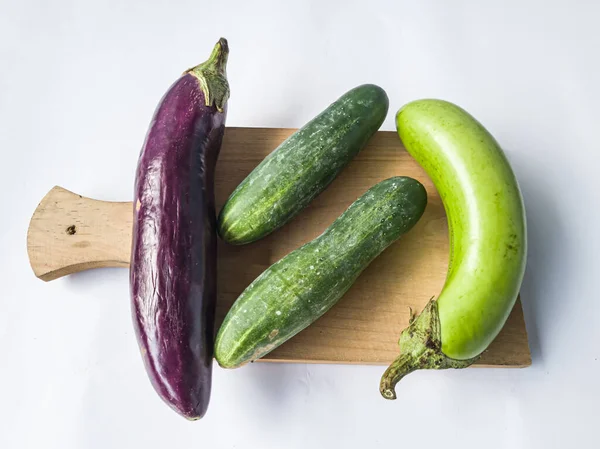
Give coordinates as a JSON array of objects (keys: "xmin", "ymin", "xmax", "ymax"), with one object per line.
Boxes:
[
  {"xmin": 379, "ymin": 299, "xmax": 478, "ymax": 400},
  {"xmin": 187, "ymin": 37, "xmax": 230, "ymax": 112}
]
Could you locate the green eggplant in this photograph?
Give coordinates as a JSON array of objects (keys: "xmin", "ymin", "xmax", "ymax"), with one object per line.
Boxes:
[{"xmin": 380, "ymin": 99, "xmax": 527, "ymax": 399}]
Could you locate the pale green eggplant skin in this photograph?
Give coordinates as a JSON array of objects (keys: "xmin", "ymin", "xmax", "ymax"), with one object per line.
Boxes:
[{"xmin": 396, "ymin": 100, "xmax": 527, "ymax": 360}]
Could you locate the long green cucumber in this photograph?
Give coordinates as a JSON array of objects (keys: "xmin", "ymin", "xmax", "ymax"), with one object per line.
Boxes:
[
  {"xmin": 218, "ymin": 84, "xmax": 389, "ymax": 245},
  {"xmin": 380, "ymin": 100, "xmax": 527, "ymax": 399},
  {"xmin": 215, "ymin": 177, "xmax": 427, "ymax": 368}
]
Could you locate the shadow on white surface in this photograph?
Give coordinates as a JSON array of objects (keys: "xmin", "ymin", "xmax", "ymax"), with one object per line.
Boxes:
[
  {"xmin": 508, "ymin": 149, "xmax": 570, "ymax": 369},
  {"xmin": 64, "ymin": 267, "xmax": 129, "ymax": 288}
]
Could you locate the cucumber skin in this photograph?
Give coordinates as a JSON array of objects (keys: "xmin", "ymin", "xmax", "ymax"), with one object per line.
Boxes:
[
  {"xmin": 396, "ymin": 100, "xmax": 527, "ymax": 360},
  {"xmin": 217, "ymin": 84, "xmax": 389, "ymax": 245},
  {"xmin": 215, "ymin": 177, "xmax": 427, "ymax": 368}
]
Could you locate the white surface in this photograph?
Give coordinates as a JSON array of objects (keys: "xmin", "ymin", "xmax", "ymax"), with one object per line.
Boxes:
[{"xmin": 1, "ymin": 1, "xmax": 599, "ymax": 447}]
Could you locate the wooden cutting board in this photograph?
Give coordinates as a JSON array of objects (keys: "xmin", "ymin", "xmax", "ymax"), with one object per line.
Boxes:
[{"xmin": 27, "ymin": 127, "xmax": 531, "ymax": 368}]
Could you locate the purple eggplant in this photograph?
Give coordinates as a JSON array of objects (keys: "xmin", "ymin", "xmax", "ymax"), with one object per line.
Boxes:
[{"xmin": 130, "ymin": 38, "xmax": 229, "ymax": 420}]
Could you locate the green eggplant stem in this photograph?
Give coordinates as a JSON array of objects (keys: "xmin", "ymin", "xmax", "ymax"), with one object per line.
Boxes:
[
  {"xmin": 379, "ymin": 300, "xmax": 478, "ymax": 400},
  {"xmin": 380, "ymin": 354, "xmax": 418, "ymax": 400},
  {"xmin": 186, "ymin": 37, "xmax": 230, "ymax": 112}
]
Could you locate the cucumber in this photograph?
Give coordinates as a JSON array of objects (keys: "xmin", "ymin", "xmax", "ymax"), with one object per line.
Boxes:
[
  {"xmin": 215, "ymin": 177, "xmax": 427, "ymax": 368},
  {"xmin": 217, "ymin": 84, "xmax": 389, "ymax": 245}
]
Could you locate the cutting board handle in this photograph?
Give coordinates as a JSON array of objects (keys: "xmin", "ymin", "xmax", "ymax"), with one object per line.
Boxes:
[{"xmin": 27, "ymin": 186, "xmax": 133, "ymax": 281}]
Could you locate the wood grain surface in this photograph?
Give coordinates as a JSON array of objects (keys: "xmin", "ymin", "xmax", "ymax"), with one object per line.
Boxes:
[{"xmin": 27, "ymin": 127, "xmax": 531, "ymax": 367}]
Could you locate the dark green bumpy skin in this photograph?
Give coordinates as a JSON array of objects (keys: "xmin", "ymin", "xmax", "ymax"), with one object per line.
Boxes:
[
  {"xmin": 215, "ymin": 177, "xmax": 427, "ymax": 368},
  {"xmin": 217, "ymin": 84, "xmax": 389, "ymax": 245}
]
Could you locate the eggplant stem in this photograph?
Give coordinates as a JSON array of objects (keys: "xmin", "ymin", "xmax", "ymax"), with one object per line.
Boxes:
[
  {"xmin": 380, "ymin": 299, "xmax": 478, "ymax": 400},
  {"xmin": 186, "ymin": 38, "xmax": 230, "ymax": 112},
  {"xmin": 380, "ymin": 353, "xmax": 417, "ymax": 399}
]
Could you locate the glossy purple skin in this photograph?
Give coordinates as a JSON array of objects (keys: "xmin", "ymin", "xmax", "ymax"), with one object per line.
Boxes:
[{"xmin": 130, "ymin": 73, "xmax": 226, "ymax": 420}]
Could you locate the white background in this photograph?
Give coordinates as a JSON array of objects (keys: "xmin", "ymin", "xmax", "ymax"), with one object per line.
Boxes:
[{"xmin": 1, "ymin": 1, "xmax": 599, "ymax": 448}]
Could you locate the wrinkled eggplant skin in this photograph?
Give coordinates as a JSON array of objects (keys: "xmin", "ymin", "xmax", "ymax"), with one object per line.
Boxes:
[{"xmin": 130, "ymin": 73, "xmax": 226, "ymax": 420}]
